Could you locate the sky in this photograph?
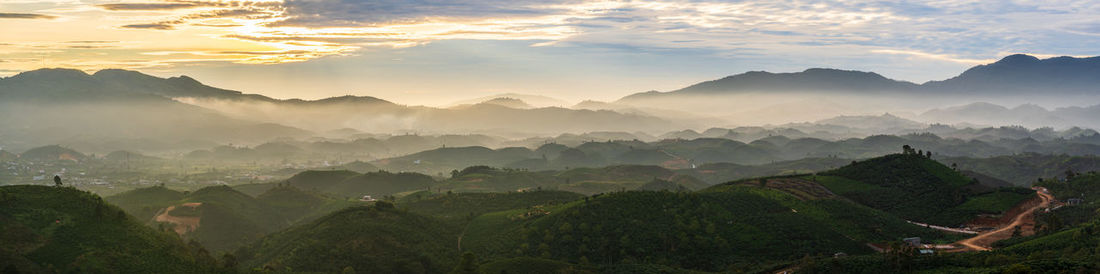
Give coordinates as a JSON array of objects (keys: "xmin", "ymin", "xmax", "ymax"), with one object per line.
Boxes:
[{"xmin": 2, "ymin": 0, "xmax": 1099, "ymax": 105}]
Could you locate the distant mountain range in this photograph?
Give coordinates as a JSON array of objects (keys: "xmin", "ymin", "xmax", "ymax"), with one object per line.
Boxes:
[
  {"xmin": 620, "ymin": 54, "xmax": 1100, "ymax": 102},
  {"xmin": 0, "ymin": 68, "xmax": 679, "ymax": 151},
  {"xmin": 0, "ymin": 68, "xmax": 312, "ymax": 149},
  {"xmin": 920, "ymin": 102, "xmax": 1100, "ymax": 129}
]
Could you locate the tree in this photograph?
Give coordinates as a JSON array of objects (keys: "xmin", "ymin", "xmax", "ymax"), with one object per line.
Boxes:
[
  {"xmin": 451, "ymin": 252, "xmax": 479, "ymax": 274},
  {"xmin": 53, "ymin": 175, "xmax": 63, "ymax": 187},
  {"xmin": 221, "ymin": 253, "xmax": 238, "ymax": 269},
  {"xmin": 902, "ymin": 145, "xmax": 914, "ymax": 155},
  {"xmin": 342, "ymin": 266, "xmax": 356, "ymax": 274}
]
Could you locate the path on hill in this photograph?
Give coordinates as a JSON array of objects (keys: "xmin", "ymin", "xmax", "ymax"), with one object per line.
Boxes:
[
  {"xmin": 955, "ymin": 188, "xmax": 1052, "ymax": 251},
  {"xmin": 154, "ymin": 202, "xmax": 203, "ymax": 235}
]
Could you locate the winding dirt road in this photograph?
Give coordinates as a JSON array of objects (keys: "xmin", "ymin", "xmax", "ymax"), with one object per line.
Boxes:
[{"xmin": 955, "ymin": 188, "xmax": 1053, "ymax": 251}]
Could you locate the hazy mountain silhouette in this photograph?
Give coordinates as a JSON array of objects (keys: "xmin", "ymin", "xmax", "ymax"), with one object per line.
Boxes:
[
  {"xmin": 924, "ymin": 54, "xmax": 1100, "ymax": 94},
  {"xmin": 0, "ymin": 68, "xmax": 679, "ymax": 146},
  {"xmin": 0, "ymin": 69, "xmax": 311, "ymax": 148},
  {"xmin": 919, "ymin": 102, "xmax": 1100, "ymax": 129},
  {"xmin": 619, "ymin": 54, "xmax": 1100, "ymax": 102}
]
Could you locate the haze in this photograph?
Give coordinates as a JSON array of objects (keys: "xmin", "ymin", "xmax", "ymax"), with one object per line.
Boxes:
[{"xmin": 5, "ymin": 2, "xmax": 1100, "ymax": 274}]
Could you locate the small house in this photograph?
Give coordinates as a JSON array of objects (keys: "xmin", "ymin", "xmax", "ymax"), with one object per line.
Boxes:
[{"xmin": 903, "ymin": 237, "xmax": 921, "ymax": 247}]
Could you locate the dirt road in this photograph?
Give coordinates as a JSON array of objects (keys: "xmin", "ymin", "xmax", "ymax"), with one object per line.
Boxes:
[
  {"xmin": 955, "ymin": 189, "xmax": 1052, "ymax": 251},
  {"xmin": 154, "ymin": 202, "xmax": 202, "ymax": 235}
]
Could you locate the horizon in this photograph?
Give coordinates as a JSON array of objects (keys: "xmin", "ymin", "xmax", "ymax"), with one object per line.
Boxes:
[
  {"xmin": 4, "ymin": 52, "xmax": 1096, "ymax": 109},
  {"xmin": 4, "ymin": 1, "xmax": 1100, "ymax": 104}
]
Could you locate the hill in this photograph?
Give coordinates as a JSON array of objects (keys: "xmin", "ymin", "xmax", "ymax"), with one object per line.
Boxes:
[
  {"xmin": 105, "ymin": 185, "xmax": 185, "ymax": 220},
  {"xmin": 815, "ymin": 151, "xmax": 1024, "ymax": 225},
  {"xmin": 236, "ymin": 203, "xmax": 461, "ymax": 273},
  {"xmin": 18, "ymin": 145, "xmax": 86, "ymax": 162},
  {"xmin": 919, "ymin": 102, "xmax": 1100, "ymax": 129},
  {"xmin": 462, "ymin": 185, "xmax": 949, "ymax": 272},
  {"xmin": 943, "ymin": 153, "xmax": 1100, "ymax": 186},
  {"xmin": 0, "ymin": 185, "xmax": 217, "ymax": 273},
  {"xmin": 398, "ymin": 190, "xmax": 584, "ymax": 226},
  {"xmin": 802, "ymin": 172, "xmax": 1100, "ymax": 273},
  {"xmin": 108, "ymin": 184, "xmax": 362, "ymax": 253},
  {"xmin": 440, "ymin": 165, "xmax": 709, "ymax": 195}
]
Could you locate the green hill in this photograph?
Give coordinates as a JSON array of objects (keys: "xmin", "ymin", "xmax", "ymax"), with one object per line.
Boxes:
[
  {"xmin": 174, "ymin": 185, "xmax": 290, "ymax": 252},
  {"xmin": 285, "ymin": 170, "xmax": 361, "ymax": 192},
  {"xmin": 256, "ymin": 184, "xmax": 362, "ymax": 224},
  {"xmin": 107, "ymin": 184, "xmax": 363, "ymax": 253},
  {"xmin": 106, "ymin": 185, "xmax": 185, "ymax": 220},
  {"xmin": 236, "ymin": 203, "xmax": 460, "ymax": 273},
  {"xmin": 440, "ymin": 165, "xmax": 709, "ymax": 195},
  {"xmin": 462, "ymin": 185, "xmax": 947, "ymax": 272},
  {"xmin": 815, "ymin": 152, "xmax": 998, "ymax": 225},
  {"xmin": 399, "ymin": 190, "xmax": 583, "ymax": 226},
  {"xmin": 444, "ymin": 166, "xmax": 557, "ymax": 193},
  {"xmin": 274, "ymin": 169, "xmax": 437, "ymax": 198},
  {"xmin": 802, "ymin": 214, "xmax": 1100, "ymax": 273},
  {"xmin": 0, "ymin": 185, "xmax": 217, "ymax": 273},
  {"xmin": 333, "ymin": 171, "xmax": 437, "ymax": 197}
]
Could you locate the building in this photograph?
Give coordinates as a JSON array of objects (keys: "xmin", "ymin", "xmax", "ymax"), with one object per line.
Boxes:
[
  {"xmin": 1066, "ymin": 198, "xmax": 1084, "ymax": 206},
  {"xmin": 903, "ymin": 237, "xmax": 921, "ymax": 247},
  {"xmin": 360, "ymin": 195, "xmax": 377, "ymax": 202}
]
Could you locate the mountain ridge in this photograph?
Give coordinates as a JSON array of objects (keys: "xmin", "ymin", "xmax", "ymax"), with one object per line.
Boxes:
[{"xmin": 619, "ymin": 54, "xmax": 1100, "ymax": 102}]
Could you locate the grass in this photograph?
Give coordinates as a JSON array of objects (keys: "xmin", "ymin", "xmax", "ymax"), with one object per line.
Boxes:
[
  {"xmin": 955, "ymin": 189, "xmax": 1034, "ymax": 213},
  {"xmin": 809, "ymin": 175, "xmax": 883, "ymax": 195}
]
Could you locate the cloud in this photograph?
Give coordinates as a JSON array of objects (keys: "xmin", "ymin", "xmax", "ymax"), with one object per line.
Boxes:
[
  {"xmin": 6, "ymin": 0, "xmax": 1100, "ymax": 82},
  {"xmin": 98, "ymin": 3, "xmax": 200, "ymax": 11},
  {"xmin": 0, "ymin": 12, "xmax": 57, "ymax": 19},
  {"xmin": 871, "ymin": 49, "xmax": 995, "ymax": 65},
  {"xmin": 272, "ymin": 0, "xmax": 571, "ymax": 27},
  {"xmin": 121, "ymin": 23, "xmax": 175, "ymax": 30}
]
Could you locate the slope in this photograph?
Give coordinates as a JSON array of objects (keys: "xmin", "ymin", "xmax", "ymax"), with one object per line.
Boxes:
[
  {"xmin": 0, "ymin": 185, "xmax": 215, "ymax": 273},
  {"xmin": 236, "ymin": 203, "xmax": 460, "ymax": 273}
]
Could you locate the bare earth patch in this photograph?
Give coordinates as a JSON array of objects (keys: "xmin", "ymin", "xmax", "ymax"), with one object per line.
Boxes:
[{"xmin": 154, "ymin": 202, "xmax": 203, "ymax": 235}]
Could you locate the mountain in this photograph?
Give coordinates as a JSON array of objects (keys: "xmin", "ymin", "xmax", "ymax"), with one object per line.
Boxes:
[
  {"xmin": 621, "ymin": 68, "xmax": 917, "ymax": 102},
  {"xmin": 0, "ymin": 69, "xmax": 311, "ymax": 152},
  {"xmin": 0, "ymin": 185, "xmax": 216, "ymax": 273},
  {"xmin": 449, "ymin": 93, "xmax": 571, "ymax": 108},
  {"xmin": 620, "ymin": 54, "xmax": 1100, "ymax": 102},
  {"xmin": 1, "ymin": 68, "xmax": 678, "ymax": 151},
  {"xmin": 462, "ymin": 97, "xmax": 534, "ymax": 109},
  {"xmin": 614, "ymin": 55, "xmax": 1100, "ymax": 125},
  {"xmin": 925, "ymin": 54, "xmax": 1100, "ymax": 95}
]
